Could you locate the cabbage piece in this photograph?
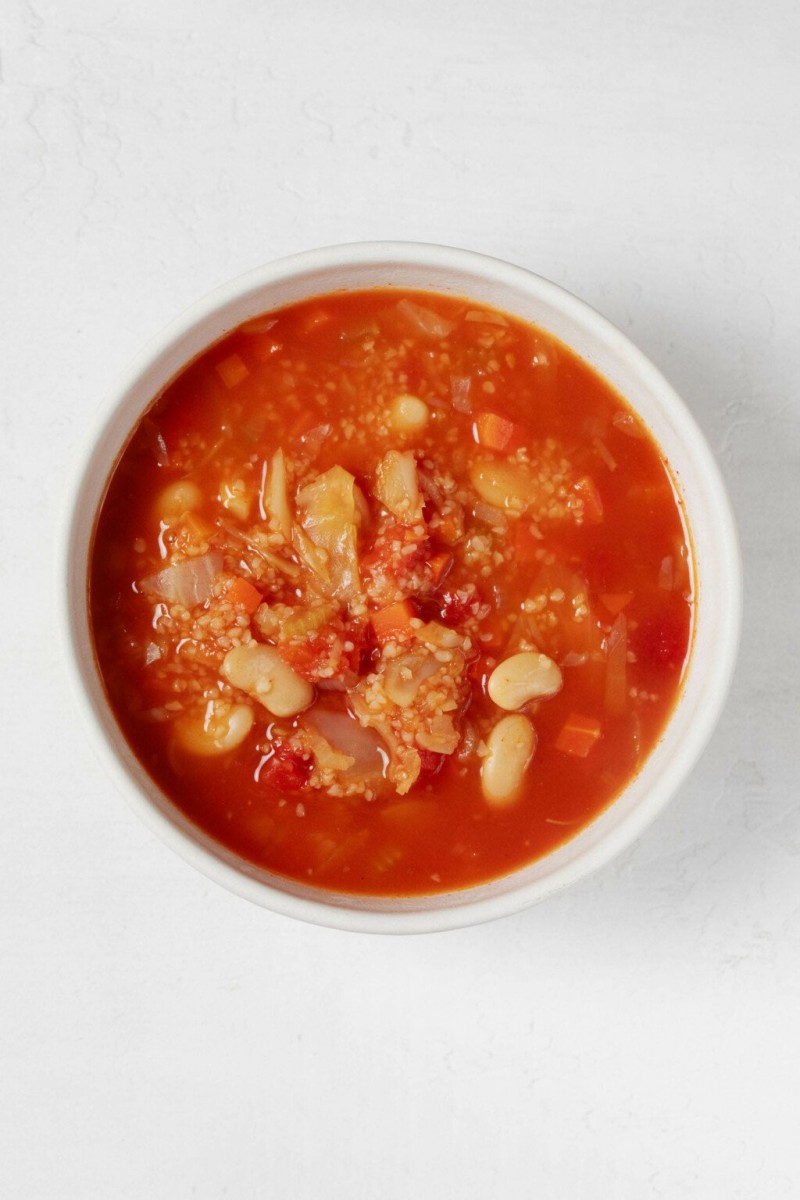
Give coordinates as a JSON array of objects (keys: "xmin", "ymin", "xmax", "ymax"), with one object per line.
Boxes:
[
  {"xmin": 302, "ymin": 707, "xmax": 387, "ymax": 781},
  {"xmin": 374, "ymin": 450, "xmax": 423, "ymax": 523},
  {"xmin": 260, "ymin": 448, "xmax": 292, "ymax": 540},
  {"xmin": 295, "ymin": 466, "xmax": 360, "ymax": 601},
  {"xmin": 140, "ymin": 552, "xmax": 223, "ymax": 608}
]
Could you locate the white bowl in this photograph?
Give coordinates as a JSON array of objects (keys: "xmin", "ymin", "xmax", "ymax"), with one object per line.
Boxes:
[{"xmin": 61, "ymin": 242, "xmax": 741, "ymax": 933}]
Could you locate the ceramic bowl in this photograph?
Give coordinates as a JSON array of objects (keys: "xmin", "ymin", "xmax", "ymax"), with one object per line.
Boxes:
[{"xmin": 62, "ymin": 242, "xmax": 741, "ymax": 933}]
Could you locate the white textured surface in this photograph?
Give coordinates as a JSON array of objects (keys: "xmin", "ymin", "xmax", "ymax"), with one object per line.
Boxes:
[{"xmin": 2, "ymin": 1, "xmax": 798, "ymax": 1195}]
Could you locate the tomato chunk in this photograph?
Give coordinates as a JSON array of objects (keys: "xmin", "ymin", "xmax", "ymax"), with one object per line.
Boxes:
[
  {"xmin": 417, "ymin": 749, "xmax": 447, "ymax": 777},
  {"xmin": 258, "ymin": 741, "xmax": 311, "ymax": 791}
]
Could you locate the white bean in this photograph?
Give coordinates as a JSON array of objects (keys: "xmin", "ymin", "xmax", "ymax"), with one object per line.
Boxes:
[
  {"xmin": 219, "ymin": 479, "xmax": 252, "ymax": 521},
  {"xmin": 389, "ymin": 393, "xmax": 429, "ymax": 436},
  {"xmin": 174, "ymin": 701, "xmax": 254, "ymax": 757},
  {"xmin": 221, "ymin": 643, "xmax": 314, "ymax": 718},
  {"xmin": 469, "ymin": 460, "xmax": 533, "ymax": 511},
  {"xmin": 487, "ymin": 651, "xmax": 563, "ymax": 711},
  {"xmin": 481, "ymin": 714, "xmax": 536, "ymax": 807},
  {"xmin": 157, "ymin": 479, "xmax": 202, "ymax": 520}
]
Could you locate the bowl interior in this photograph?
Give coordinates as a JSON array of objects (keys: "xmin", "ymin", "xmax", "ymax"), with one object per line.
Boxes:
[{"xmin": 63, "ymin": 243, "xmax": 740, "ymax": 932}]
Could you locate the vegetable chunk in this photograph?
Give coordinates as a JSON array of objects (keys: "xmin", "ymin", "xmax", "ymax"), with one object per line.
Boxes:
[{"xmin": 295, "ymin": 466, "xmax": 361, "ymax": 601}]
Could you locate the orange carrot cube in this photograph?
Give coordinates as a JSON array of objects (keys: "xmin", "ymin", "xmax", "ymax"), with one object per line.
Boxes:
[
  {"xmin": 226, "ymin": 577, "xmax": 263, "ymax": 614},
  {"xmin": 555, "ymin": 713, "xmax": 602, "ymax": 758},
  {"xmin": 370, "ymin": 600, "xmax": 417, "ymax": 645},
  {"xmin": 215, "ymin": 353, "xmax": 249, "ymax": 389},
  {"xmin": 473, "ymin": 410, "xmax": 517, "ymax": 452}
]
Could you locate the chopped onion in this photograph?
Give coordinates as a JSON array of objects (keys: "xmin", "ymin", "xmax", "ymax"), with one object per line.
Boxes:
[
  {"xmin": 604, "ymin": 614, "xmax": 628, "ymax": 714},
  {"xmin": 612, "ymin": 411, "xmax": 645, "ymax": 438},
  {"xmin": 465, "ymin": 310, "xmax": 508, "ymax": 327},
  {"xmin": 473, "ymin": 500, "xmax": 507, "ymax": 528},
  {"xmin": 140, "ymin": 552, "xmax": 223, "ymax": 608},
  {"xmin": 417, "ymin": 712, "xmax": 459, "ymax": 755},
  {"xmin": 418, "ymin": 469, "xmax": 445, "ymax": 507},
  {"xmin": 260, "ymin": 448, "xmax": 292, "ymax": 539},
  {"xmin": 593, "ymin": 437, "xmax": 617, "ymax": 471},
  {"xmin": 396, "ymin": 299, "xmax": 456, "ymax": 339},
  {"xmin": 383, "ymin": 652, "xmax": 439, "ymax": 706},
  {"xmin": 142, "ymin": 418, "xmax": 170, "ymax": 467},
  {"xmin": 305, "ymin": 708, "xmax": 387, "ymax": 778},
  {"xmin": 317, "ymin": 674, "xmax": 358, "ymax": 693},
  {"xmin": 658, "ymin": 556, "xmax": 675, "ymax": 590},
  {"xmin": 450, "ymin": 375, "xmax": 473, "ymax": 413},
  {"xmin": 374, "ymin": 450, "xmax": 423, "ymax": 522},
  {"xmin": 300, "ymin": 423, "xmax": 332, "ymax": 459},
  {"xmin": 240, "ymin": 316, "xmax": 278, "ymax": 335}
]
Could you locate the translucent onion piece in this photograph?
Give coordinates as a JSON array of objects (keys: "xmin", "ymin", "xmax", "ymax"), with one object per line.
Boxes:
[
  {"xmin": 473, "ymin": 500, "xmax": 507, "ymax": 528},
  {"xmin": 450, "ymin": 375, "xmax": 473, "ymax": 413},
  {"xmin": 604, "ymin": 614, "xmax": 628, "ymax": 715},
  {"xmin": 383, "ymin": 651, "xmax": 439, "ymax": 706},
  {"xmin": 396, "ymin": 298, "xmax": 456, "ymax": 339},
  {"xmin": 260, "ymin": 448, "xmax": 292, "ymax": 540},
  {"xmin": 240, "ymin": 316, "xmax": 278, "ymax": 335},
  {"xmin": 140, "ymin": 552, "xmax": 223, "ymax": 608},
  {"xmin": 612, "ymin": 411, "xmax": 645, "ymax": 438},
  {"xmin": 304, "ymin": 708, "xmax": 387, "ymax": 778},
  {"xmin": 593, "ymin": 437, "xmax": 617, "ymax": 471}
]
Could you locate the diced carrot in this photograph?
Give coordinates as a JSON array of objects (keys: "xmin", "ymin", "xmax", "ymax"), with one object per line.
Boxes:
[
  {"xmin": 555, "ymin": 713, "xmax": 602, "ymax": 758},
  {"xmin": 599, "ymin": 592, "xmax": 634, "ymax": 615},
  {"xmin": 574, "ymin": 476, "xmax": 604, "ymax": 524},
  {"xmin": 428, "ymin": 551, "xmax": 454, "ymax": 587},
  {"xmin": 433, "ymin": 511, "xmax": 462, "ymax": 545},
  {"xmin": 215, "ymin": 353, "xmax": 249, "ymax": 389},
  {"xmin": 473, "ymin": 410, "xmax": 517, "ymax": 452},
  {"xmin": 370, "ymin": 600, "xmax": 417, "ymax": 645},
  {"xmin": 226, "ymin": 576, "xmax": 263, "ymax": 614}
]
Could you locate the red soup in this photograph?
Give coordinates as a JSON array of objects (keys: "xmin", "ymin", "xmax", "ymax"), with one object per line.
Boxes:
[{"xmin": 90, "ymin": 289, "xmax": 693, "ymax": 896}]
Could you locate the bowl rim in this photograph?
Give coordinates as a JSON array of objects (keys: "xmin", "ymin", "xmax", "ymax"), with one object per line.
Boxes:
[{"xmin": 60, "ymin": 240, "xmax": 742, "ymax": 934}]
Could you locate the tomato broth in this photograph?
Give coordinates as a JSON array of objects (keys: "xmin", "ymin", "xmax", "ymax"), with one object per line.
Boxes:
[{"xmin": 89, "ymin": 289, "xmax": 693, "ymax": 896}]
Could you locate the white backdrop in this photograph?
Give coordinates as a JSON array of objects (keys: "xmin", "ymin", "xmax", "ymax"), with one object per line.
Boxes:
[{"xmin": 2, "ymin": 1, "xmax": 799, "ymax": 1196}]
